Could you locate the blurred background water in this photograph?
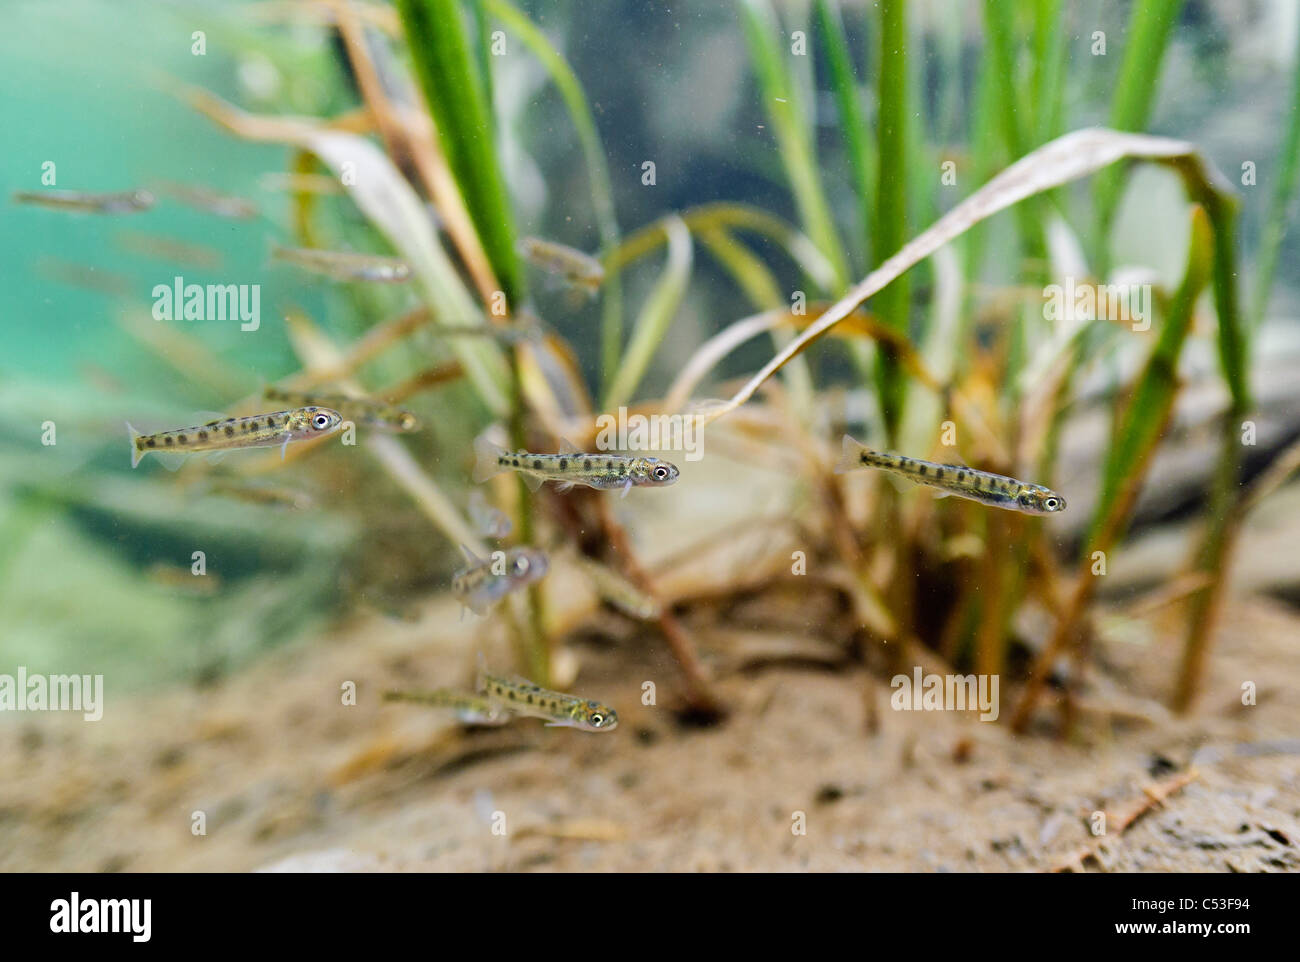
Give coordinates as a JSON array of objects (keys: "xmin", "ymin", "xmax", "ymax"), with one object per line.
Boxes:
[{"xmin": 1, "ymin": 0, "xmax": 1297, "ymax": 692}]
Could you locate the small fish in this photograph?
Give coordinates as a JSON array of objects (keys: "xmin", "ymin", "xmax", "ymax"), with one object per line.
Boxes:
[
  {"xmin": 196, "ymin": 478, "xmax": 315, "ymax": 511},
  {"xmin": 263, "ymin": 387, "xmax": 419, "ymax": 432},
  {"xmin": 428, "ymin": 322, "xmax": 540, "ymax": 345},
  {"xmin": 117, "ymin": 230, "xmax": 223, "ymax": 269},
  {"xmin": 12, "ymin": 188, "xmax": 155, "ymax": 214},
  {"xmin": 127, "ymin": 406, "xmax": 343, "ymax": 468},
  {"xmin": 834, "ymin": 435, "xmax": 1067, "ymax": 515},
  {"xmin": 382, "ymin": 688, "xmax": 510, "ymax": 725},
  {"xmin": 258, "ymin": 172, "xmax": 344, "ymax": 195},
  {"xmin": 468, "ymin": 490, "xmax": 513, "ymax": 539},
  {"xmin": 146, "ymin": 563, "xmax": 221, "ymax": 596},
  {"xmin": 575, "ymin": 555, "xmax": 661, "ymax": 620},
  {"xmin": 473, "ymin": 437, "xmax": 679, "ymax": 497},
  {"xmin": 271, "ymin": 245, "xmax": 411, "ymax": 282},
  {"xmin": 517, "ymin": 236, "xmax": 604, "ymax": 293},
  {"xmin": 476, "ymin": 656, "xmax": 618, "ymax": 732},
  {"xmin": 154, "ymin": 181, "xmax": 259, "ymax": 219},
  {"xmin": 452, "ymin": 545, "xmax": 549, "ymax": 616}
]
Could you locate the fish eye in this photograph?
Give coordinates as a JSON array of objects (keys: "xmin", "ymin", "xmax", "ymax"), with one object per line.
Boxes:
[
  {"xmin": 512, "ymin": 556, "xmax": 530, "ymax": 576},
  {"xmin": 1045, "ymin": 497, "xmax": 1060, "ymax": 511},
  {"xmin": 589, "ymin": 713, "xmax": 604, "ymax": 726},
  {"xmin": 312, "ymin": 413, "xmax": 331, "ymax": 430},
  {"xmin": 653, "ymin": 465, "xmax": 669, "ymax": 480}
]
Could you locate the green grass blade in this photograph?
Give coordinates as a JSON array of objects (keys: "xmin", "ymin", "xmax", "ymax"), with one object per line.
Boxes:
[
  {"xmin": 1251, "ymin": 15, "xmax": 1300, "ymax": 329},
  {"xmin": 1031, "ymin": 0, "xmax": 1066, "ymax": 146},
  {"xmin": 484, "ymin": 0, "xmax": 624, "ymax": 388},
  {"xmin": 1087, "ymin": 205, "xmax": 1212, "ymax": 549},
  {"xmin": 396, "ymin": 0, "xmax": 524, "ymax": 303},
  {"xmin": 608, "ymin": 202, "xmax": 836, "ymax": 291},
  {"xmin": 603, "ymin": 217, "xmax": 693, "ymax": 410},
  {"xmin": 814, "ymin": 0, "xmax": 875, "ymax": 274},
  {"xmin": 737, "ymin": 0, "xmax": 849, "ymax": 291},
  {"xmin": 1094, "ymin": 0, "xmax": 1186, "ymax": 244},
  {"xmin": 871, "ymin": 0, "xmax": 911, "ymax": 442}
]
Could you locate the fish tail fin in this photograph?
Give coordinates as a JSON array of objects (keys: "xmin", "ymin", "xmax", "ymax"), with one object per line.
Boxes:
[
  {"xmin": 833, "ymin": 434, "xmax": 871, "ymax": 474},
  {"xmin": 127, "ymin": 422, "xmax": 144, "ymax": 469},
  {"xmin": 472, "ymin": 435, "xmax": 507, "ymax": 483}
]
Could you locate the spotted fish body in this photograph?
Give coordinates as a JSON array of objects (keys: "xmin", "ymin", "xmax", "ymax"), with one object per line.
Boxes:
[
  {"xmin": 12, "ymin": 188, "xmax": 155, "ymax": 214},
  {"xmin": 263, "ymin": 387, "xmax": 420, "ymax": 433},
  {"xmin": 382, "ymin": 688, "xmax": 510, "ymax": 725},
  {"xmin": 473, "ymin": 437, "xmax": 679, "ymax": 496},
  {"xmin": 271, "ymin": 245, "xmax": 410, "ymax": 282},
  {"xmin": 452, "ymin": 545, "xmax": 549, "ymax": 616},
  {"xmin": 476, "ymin": 657, "xmax": 618, "ymax": 732},
  {"xmin": 834, "ymin": 435, "xmax": 1067, "ymax": 515},
  {"xmin": 127, "ymin": 406, "xmax": 343, "ymax": 468},
  {"xmin": 517, "ymin": 236, "xmax": 604, "ymax": 292}
]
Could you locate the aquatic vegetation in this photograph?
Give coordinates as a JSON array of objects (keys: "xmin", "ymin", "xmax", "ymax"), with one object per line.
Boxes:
[{"xmin": 13, "ymin": 0, "xmax": 1294, "ymax": 740}]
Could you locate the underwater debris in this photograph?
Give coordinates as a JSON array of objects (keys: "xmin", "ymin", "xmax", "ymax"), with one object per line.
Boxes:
[
  {"xmin": 472, "ymin": 437, "xmax": 679, "ymax": 496},
  {"xmin": 451, "ymin": 545, "xmax": 549, "ymax": 616},
  {"xmin": 11, "ymin": 187, "xmax": 155, "ymax": 213},
  {"xmin": 126, "ymin": 407, "xmax": 343, "ymax": 468},
  {"xmin": 270, "ymin": 244, "xmax": 411, "ymax": 282},
  {"xmin": 477, "ymin": 655, "xmax": 618, "ymax": 732},
  {"xmin": 834, "ymin": 435, "xmax": 1067, "ymax": 515},
  {"xmin": 264, "ymin": 387, "xmax": 419, "ymax": 432}
]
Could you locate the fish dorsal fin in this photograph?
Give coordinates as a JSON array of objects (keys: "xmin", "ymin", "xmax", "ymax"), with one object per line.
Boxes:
[{"xmin": 558, "ymin": 437, "xmax": 582, "ymax": 455}]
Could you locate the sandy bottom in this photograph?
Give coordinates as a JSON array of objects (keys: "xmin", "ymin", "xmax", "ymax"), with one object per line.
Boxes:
[{"xmin": 3, "ymin": 562, "xmax": 1298, "ymax": 872}]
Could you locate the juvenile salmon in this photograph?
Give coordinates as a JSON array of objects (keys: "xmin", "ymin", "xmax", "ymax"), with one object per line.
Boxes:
[{"xmin": 834, "ymin": 435, "xmax": 1066, "ymax": 515}]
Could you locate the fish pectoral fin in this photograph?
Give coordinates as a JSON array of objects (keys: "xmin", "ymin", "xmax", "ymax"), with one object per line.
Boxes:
[
  {"xmin": 280, "ymin": 436, "xmax": 290, "ymax": 460},
  {"xmin": 555, "ymin": 481, "xmax": 575, "ymax": 493},
  {"xmin": 458, "ymin": 543, "xmax": 483, "ymax": 565},
  {"xmin": 619, "ymin": 479, "xmax": 632, "ymax": 498}
]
